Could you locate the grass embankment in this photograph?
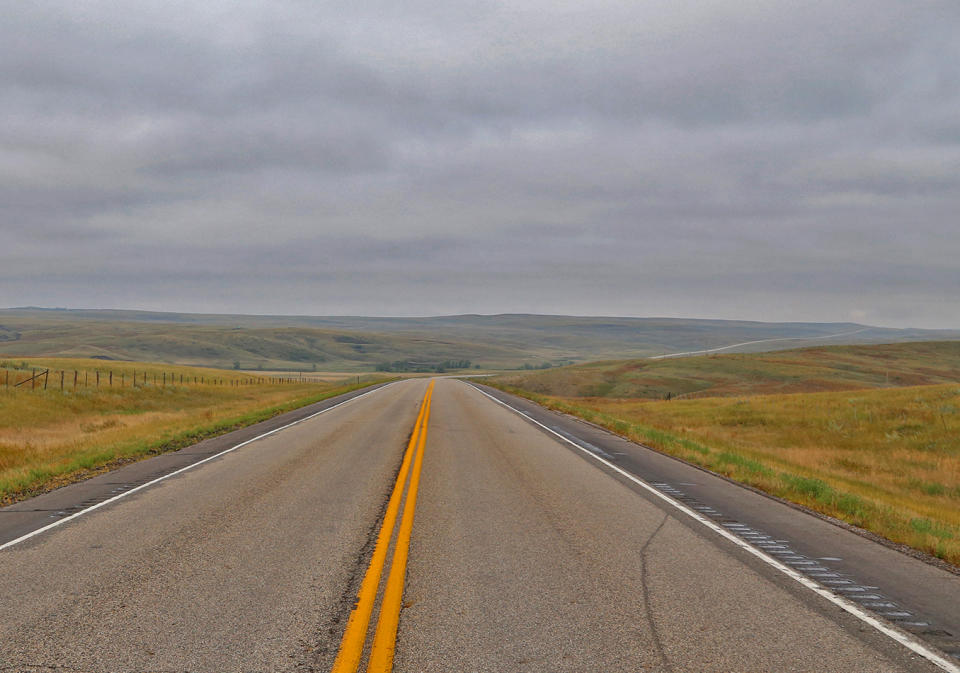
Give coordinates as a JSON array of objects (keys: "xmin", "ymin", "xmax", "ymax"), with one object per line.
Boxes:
[
  {"xmin": 491, "ymin": 342, "xmax": 960, "ymax": 566},
  {"xmin": 0, "ymin": 358, "xmax": 389, "ymax": 504}
]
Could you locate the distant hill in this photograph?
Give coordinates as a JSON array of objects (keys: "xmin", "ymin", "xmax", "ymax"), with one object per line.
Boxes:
[
  {"xmin": 1, "ymin": 308, "xmax": 958, "ymax": 371},
  {"xmin": 494, "ymin": 341, "xmax": 960, "ymax": 399}
]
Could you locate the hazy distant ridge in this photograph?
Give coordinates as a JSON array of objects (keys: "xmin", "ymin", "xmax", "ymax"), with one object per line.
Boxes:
[{"xmin": 1, "ymin": 308, "xmax": 957, "ymax": 371}]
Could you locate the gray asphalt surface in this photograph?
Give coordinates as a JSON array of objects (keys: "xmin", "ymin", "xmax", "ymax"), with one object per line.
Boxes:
[
  {"xmin": 0, "ymin": 378, "xmax": 953, "ymax": 672},
  {"xmin": 471, "ymin": 382, "xmax": 960, "ymax": 656}
]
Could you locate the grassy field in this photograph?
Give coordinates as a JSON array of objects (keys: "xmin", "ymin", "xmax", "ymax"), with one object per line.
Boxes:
[
  {"xmin": 0, "ymin": 357, "xmax": 389, "ymax": 504},
  {"xmin": 491, "ymin": 342, "xmax": 960, "ymax": 566},
  {"xmin": 497, "ymin": 342, "xmax": 960, "ymax": 399}
]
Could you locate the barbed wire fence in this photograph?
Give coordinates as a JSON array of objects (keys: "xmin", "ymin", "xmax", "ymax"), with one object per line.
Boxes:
[{"xmin": 0, "ymin": 365, "xmax": 320, "ymax": 393}]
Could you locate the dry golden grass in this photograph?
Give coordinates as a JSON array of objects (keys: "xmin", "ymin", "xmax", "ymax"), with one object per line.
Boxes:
[
  {"xmin": 0, "ymin": 357, "xmax": 387, "ymax": 503},
  {"xmin": 492, "ymin": 382, "xmax": 960, "ymax": 566}
]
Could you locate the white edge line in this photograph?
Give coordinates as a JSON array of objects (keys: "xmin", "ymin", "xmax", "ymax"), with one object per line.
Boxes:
[
  {"xmin": 465, "ymin": 382, "xmax": 960, "ymax": 673},
  {"xmin": 0, "ymin": 381, "xmax": 399, "ymax": 552}
]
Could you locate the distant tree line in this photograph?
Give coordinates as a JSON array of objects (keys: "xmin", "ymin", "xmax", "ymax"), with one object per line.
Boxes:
[{"xmin": 375, "ymin": 359, "xmax": 472, "ymax": 373}]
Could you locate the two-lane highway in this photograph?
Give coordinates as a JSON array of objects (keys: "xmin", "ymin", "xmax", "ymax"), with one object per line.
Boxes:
[{"xmin": 1, "ymin": 378, "xmax": 956, "ymax": 672}]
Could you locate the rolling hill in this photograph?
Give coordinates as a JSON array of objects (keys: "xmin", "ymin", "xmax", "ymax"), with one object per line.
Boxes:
[
  {"xmin": 1, "ymin": 308, "xmax": 958, "ymax": 371},
  {"xmin": 494, "ymin": 341, "xmax": 960, "ymax": 399}
]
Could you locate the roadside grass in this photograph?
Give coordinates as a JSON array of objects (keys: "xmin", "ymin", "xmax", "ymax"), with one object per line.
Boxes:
[
  {"xmin": 489, "ymin": 381, "xmax": 960, "ymax": 566},
  {"xmin": 0, "ymin": 358, "xmax": 390, "ymax": 504}
]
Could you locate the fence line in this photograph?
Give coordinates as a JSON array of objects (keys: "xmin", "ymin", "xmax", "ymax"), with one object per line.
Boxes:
[{"xmin": 0, "ymin": 367, "xmax": 318, "ymax": 392}]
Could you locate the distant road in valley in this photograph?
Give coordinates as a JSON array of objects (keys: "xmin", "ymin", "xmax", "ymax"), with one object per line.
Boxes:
[
  {"xmin": 2, "ymin": 379, "xmax": 958, "ymax": 672},
  {"xmin": 650, "ymin": 327, "xmax": 874, "ymax": 359}
]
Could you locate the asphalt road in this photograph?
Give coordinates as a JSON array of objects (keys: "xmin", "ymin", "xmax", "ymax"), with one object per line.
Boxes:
[{"xmin": 1, "ymin": 378, "xmax": 956, "ymax": 672}]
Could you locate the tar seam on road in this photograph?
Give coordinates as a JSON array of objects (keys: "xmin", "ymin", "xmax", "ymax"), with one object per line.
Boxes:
[
  {"xmin": 0, "ymin": 381, "xmax": 398, "ymax": 553},
  {"xmin": 331, "ymin": 381, "xmax": 434, "ymax": 673},
  {"xmin": 639, "ymin": 513, "xmax": 673, "ymax": 673},
  {"xmin": 466, "ymin": 382, "xmax": 960, "ymax": 673}
]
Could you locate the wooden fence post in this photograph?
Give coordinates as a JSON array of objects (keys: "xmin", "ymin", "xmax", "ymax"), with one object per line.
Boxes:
[
  {"xmin": 96, "ymin": 370, "xmax": 100, "ymax": 388},
  {"xmin": 60, "ymin": 370, "xmax": 64, "ymax": 391},
  {"xmin": 109, "ymin": 371, "xmax": 113, "ymax": 387}
]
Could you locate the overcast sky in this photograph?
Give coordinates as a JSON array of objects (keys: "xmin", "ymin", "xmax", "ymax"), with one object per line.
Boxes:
[{"xmin": 2, "ymin": 1, "xmax": 958, "ymax": 327}]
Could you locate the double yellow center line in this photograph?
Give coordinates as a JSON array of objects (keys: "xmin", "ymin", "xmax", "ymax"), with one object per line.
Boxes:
[{"xmin": 331, "ymin": 381, "xmax": 434, "ymax": 673}]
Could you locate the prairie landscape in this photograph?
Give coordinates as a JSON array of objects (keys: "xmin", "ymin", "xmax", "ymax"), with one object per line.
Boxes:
[
  {"xmin": 4, "ymin": 1, "xmax": 960, "ymax": 667},
  {"xmin": 3, "ymin": 307, "xmax": 959, "ymax": 371},
  {"xmin": 0, "ymin": 357, "xmax": 387, "ymax": 503},
  {"xmin": 493, "ymin": 342, "xmax": 960, "ymax": 565}
]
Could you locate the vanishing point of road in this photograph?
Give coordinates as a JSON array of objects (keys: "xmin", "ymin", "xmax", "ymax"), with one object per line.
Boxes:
[{"xmin": 2, "ymin": 378, "xmax": 959, "ymax": 672}]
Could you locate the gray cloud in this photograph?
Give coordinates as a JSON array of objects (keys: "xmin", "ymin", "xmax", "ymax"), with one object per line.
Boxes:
[{"xmin": 1, "ymin": 0, "xmax": 958, "ymax": 327}]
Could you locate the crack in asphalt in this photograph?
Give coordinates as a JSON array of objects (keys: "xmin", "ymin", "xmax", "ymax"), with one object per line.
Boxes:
[{"xmin": 639, "ymin": 513, "xmax": 673, "ymax": 673}]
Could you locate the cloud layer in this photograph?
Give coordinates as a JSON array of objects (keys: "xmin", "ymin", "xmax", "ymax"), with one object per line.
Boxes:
[{"xmin": 3, "ymin": 1, "xmax": 959, "ymax": 326}]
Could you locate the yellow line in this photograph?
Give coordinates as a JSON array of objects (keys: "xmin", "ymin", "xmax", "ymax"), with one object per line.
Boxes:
[
  {"xmin": 366, "ymin": 380, "xmax": 434, "ymax": 673},
  {"xmin": 330, "ymin": 384, "xmax": 431, "ymax": 673}
]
